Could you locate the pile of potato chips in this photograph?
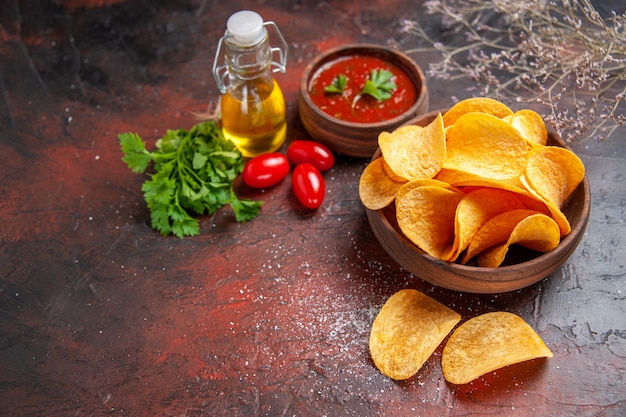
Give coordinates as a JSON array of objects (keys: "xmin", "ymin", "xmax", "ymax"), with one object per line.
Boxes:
[
  {"xmin": 359, "ymin": 97, "xmax": 585, "ymax": 267},
  {"xmin": 369, "ymin": 289, "xmax": 553, "ymax": 383}
]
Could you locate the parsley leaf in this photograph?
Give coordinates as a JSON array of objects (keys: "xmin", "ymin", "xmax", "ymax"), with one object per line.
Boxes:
[
  {"xmin": 324, "ymin": 74, "xmax": 347, "ymax": 94},
  {"xmin": 361, "ymin": 69, "xmax": 397, "ymax": 100},
  {"xmin": 119, "ymin": 132, "xmax": 152, "ymax": 173},
  {"xmin": 119, "ymin": 120, "xmax": 262, "ymax": 238},
  {"xmin": 352, "ymin": 69, "xmax": 397, "ymax": 107}
]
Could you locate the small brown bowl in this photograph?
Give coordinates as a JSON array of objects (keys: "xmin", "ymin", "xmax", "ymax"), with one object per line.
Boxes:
[
  {"xmin": 365, "ymin": 110, "xmax": 591, "ymax": 293},
  {"xmin": 298, "ymin": 44, "xmax": 429, "ymax": 158}
]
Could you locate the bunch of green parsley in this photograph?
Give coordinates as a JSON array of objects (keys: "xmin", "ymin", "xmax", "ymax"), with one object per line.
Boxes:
[{"xmin": 119, "ymin": 120, "xmax": 261, "ymax": 238}]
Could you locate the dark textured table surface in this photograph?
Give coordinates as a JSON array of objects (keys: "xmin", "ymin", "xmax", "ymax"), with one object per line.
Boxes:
[{"xmin": 1, "ymin": 1, "xmax": 624, "ymax": 416}]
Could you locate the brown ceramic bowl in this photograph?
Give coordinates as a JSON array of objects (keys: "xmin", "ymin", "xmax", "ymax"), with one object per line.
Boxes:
[
  {"xmin": 299, "ymin": 44, "xmax": 429, "ymax": 158},
  {"xmin": 365, "ymin": 110, "xmax": 591, "ymax": 293}
]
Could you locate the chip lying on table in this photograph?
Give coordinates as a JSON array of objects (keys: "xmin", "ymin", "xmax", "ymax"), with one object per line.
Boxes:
[
  {"xmin": 441, "ymin": 311, "xmax": 553, "ymax": 385},
  {"xmin": 369, "ymin": 289, "xmax": 460, "ymax": 380},
  {"xmin": 358, "ymin": 97, "xmax": 585, "ymax": 267}
]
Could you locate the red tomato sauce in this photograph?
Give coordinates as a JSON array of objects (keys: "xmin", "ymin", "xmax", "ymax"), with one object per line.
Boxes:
[{"xmin": 308, "ymin": 55, "xmax": 418, "ymax": 123}]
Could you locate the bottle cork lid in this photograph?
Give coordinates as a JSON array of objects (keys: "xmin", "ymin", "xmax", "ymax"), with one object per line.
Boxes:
[{"xmin": 226, "ymin": 10, "xmax": 265, "ymax": 46}]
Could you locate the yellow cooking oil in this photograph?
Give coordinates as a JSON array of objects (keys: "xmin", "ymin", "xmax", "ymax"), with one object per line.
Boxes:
[{"xmin": 220, "ymin": 78, "xmax": 286, "ymax": 158}]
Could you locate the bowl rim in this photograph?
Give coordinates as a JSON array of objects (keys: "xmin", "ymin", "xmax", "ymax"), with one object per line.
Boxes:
[
  {"xmin": 299, "ymin": 43, "xmax": 428, "ymax": 128},
  {"xmin": 366, "ymin": 108, "xmax": 591, "ymax": 289}
]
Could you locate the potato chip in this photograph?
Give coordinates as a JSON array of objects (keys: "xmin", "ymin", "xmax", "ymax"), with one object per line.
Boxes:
[
  {"xmin": 521, "ymin": 146, "xmax": 584, "ymax": 236},
  {"xmin": 396, "ymin": 178, "xmax": 459, "ymax": 201},
  {"xmin": 524, "ymin": 146, "xmax": 585, "ymax": 207},
  {"xmin": 359, "ymin": 157, "xmax": 405, "ymax": 210},
  {"xmin": 503, "ymin": 109, "xmax": 548, "ymax": 146},
  {"xmin": 476, "ymin": 213, "xmax": 560, "ymax": 267},
  {"xmin": 379, "ymin": 113, "xmax": 446, "ymax": 181},
  {"xmin": 370, "ymin": 289, "xmax": 461, "ymax": 380},
  {"xmin": 441, "ymin": 312, "xmax": 553, "ymax": 385},
  {"xmin": 449, "ymin": 188, "xmax": 528, "ymax": 262},
  {"xmin": 396, "ymin": 186, "xmax": 465, "ymax": 260},
  {"xmin": 545, "ymin": 201, "xmax": 571, "ymax": 237},
  {"xmin": 445, "ymin": 180, "xmax": 551, "ymax": 219},
  {"xmin": 520, "ymin": 175, "xmax": 572, "ymax": 237},
  {"xmin": 442, "ymin": 97, "xmax": 513, "ymax": 127},
  {"xmin": 435, "ymin": 167, "xmax": 490, "ymax": 185},
  {"xmin": 383, "ymin": 158, "xmax": 406, "ymax": 182},
  {"xmin": 462, "ymin": 209, "xmax": 543, "ymax": 264},
  {"xmin": 444, "ymin": 113, "xmax": 530, "ymax": 184}
]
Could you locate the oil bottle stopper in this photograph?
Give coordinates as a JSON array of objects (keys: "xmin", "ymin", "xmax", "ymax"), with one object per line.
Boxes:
[{"xmin": 226, "ymin": 10, "xmax": 264, "ymax": 46}]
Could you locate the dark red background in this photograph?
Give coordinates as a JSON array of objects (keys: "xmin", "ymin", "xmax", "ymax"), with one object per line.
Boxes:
[{"xmin": 1, "ymin": 1, "xmax": 624, "ymax": 416}]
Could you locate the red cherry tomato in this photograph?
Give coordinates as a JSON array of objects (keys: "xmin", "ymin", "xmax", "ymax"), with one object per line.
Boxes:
[
  {"xmin": 287, "ymin": 140, "xmax": 334, "ymax": 172},
  {"xmin": 242, "ymin": 153, "xmax": 290, "ymax": 188},
  {"xmin": 292, "ymin": 163, "xmax": 325, "ymax": 209}
]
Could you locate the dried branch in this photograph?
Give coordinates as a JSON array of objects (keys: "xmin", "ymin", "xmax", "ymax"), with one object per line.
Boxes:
[{"xmin": 402, "ymin": 0, "xmax": 626, "ymax": 141}]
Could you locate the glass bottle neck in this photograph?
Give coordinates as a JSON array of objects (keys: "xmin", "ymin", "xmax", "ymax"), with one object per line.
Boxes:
[{"xmin": 224, "ymin": 34, "xmax": 272, "ymax": 79}]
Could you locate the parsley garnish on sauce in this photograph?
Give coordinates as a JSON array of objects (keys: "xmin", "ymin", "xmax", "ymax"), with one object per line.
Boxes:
[
  {"xmin": 324, "ymin": 74, "xmax": 347, "ymax": 94},
  {"xmin": 119, "ymin": 120, "xmax": 261, "ymax": 238},
  {"xmin": 360, "ymin": 69, "xmax": 397, "ymax": 101},
  {"xmin": 324, "ymin": 69, "xmax": 397, "ymax": 108}
]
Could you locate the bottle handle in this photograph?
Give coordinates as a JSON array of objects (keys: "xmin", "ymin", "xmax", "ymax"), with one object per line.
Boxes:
[
  {"xmin": 212, "ymin": 37, "xmax": 230, "ymax": 94},
  {"xmin": 263, "ymin": 21, "xmax": 288, "ymax": 74}
]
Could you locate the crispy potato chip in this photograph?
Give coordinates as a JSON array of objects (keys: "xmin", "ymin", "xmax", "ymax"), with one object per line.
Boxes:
[
  {"xmin": 544, "ymin": 201, "xmax": 571, "ymax": 237},
  {"xmin": 476, "ymin": 213, "xmax": 560, "ymax": 267},
  {"xmin": 396, "ymin": 186, "xmax": 465, "ymax": 260},
  {"xmin": 462, "ymin": 209, "xmax": 543, "ymax": 264},
  {"xmin": 370, "ymin": 289, "xmax": 461, "ymax": 380},
  {"xmin": 379, "ymin": 114, "xmax": 446, "ymax": 181},
  {"xmin": 396, "ymin": 178, "xmax": 459, "ymax": 202},
  {"xmin": 452, "ymin": 179, "xmax": 550, "ymax": 215},
  {"xmin": 503, "ymin": 109, "xmax": 548, "ymax": 146},
  {"xmin": 442, "ymin": 97, "xmax": 513, "ymax": 127},
  {"xmin": 505, "ymin": 213, "xmax": 560, "ymax": 252},
  {"xmin": 435, "ymin": 167, "xmax": 490, "ymax": 186},
  {"xmin": 382, "ymin": 158, "xmax": 406, "ymax": 182},
  {"xmin": 524, "ymin": 146, "xmax": 585, "ymax": 207},
  {"xmin": 442, "ymin": 312, "xmax": 553, "ymax": 385},
  {"xmin": 444, "ymin": 113, "xmax": 531, "ymax": 183},
  {"xmin": 521, "ymin": 146, "xmax": 583, "ymax": 237},
  {"xmin": 476, "ymin": 242, "xmax": 510, "ymax": 268},
  {"xmin": 449, "ymin": 188, "xmax": 528, "ymax": 262},
  {"xmin": 520, "ymin": 175, "xmax": 572, "ymax": 237},
  {"xmin": 359, "ymin": 157, "xmax": 405, "ymax": 210}
]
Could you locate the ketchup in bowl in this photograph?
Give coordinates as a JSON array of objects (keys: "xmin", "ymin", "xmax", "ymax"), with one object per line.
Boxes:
[{"xmin": 307, "ymin": 55, "xmax": 418, "ymax": 124}]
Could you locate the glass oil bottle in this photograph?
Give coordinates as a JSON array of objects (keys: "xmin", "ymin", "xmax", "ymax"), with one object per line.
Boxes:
[{"xmin": 213, "ymin": 11, "xmax": 288, "ymax": 158}]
